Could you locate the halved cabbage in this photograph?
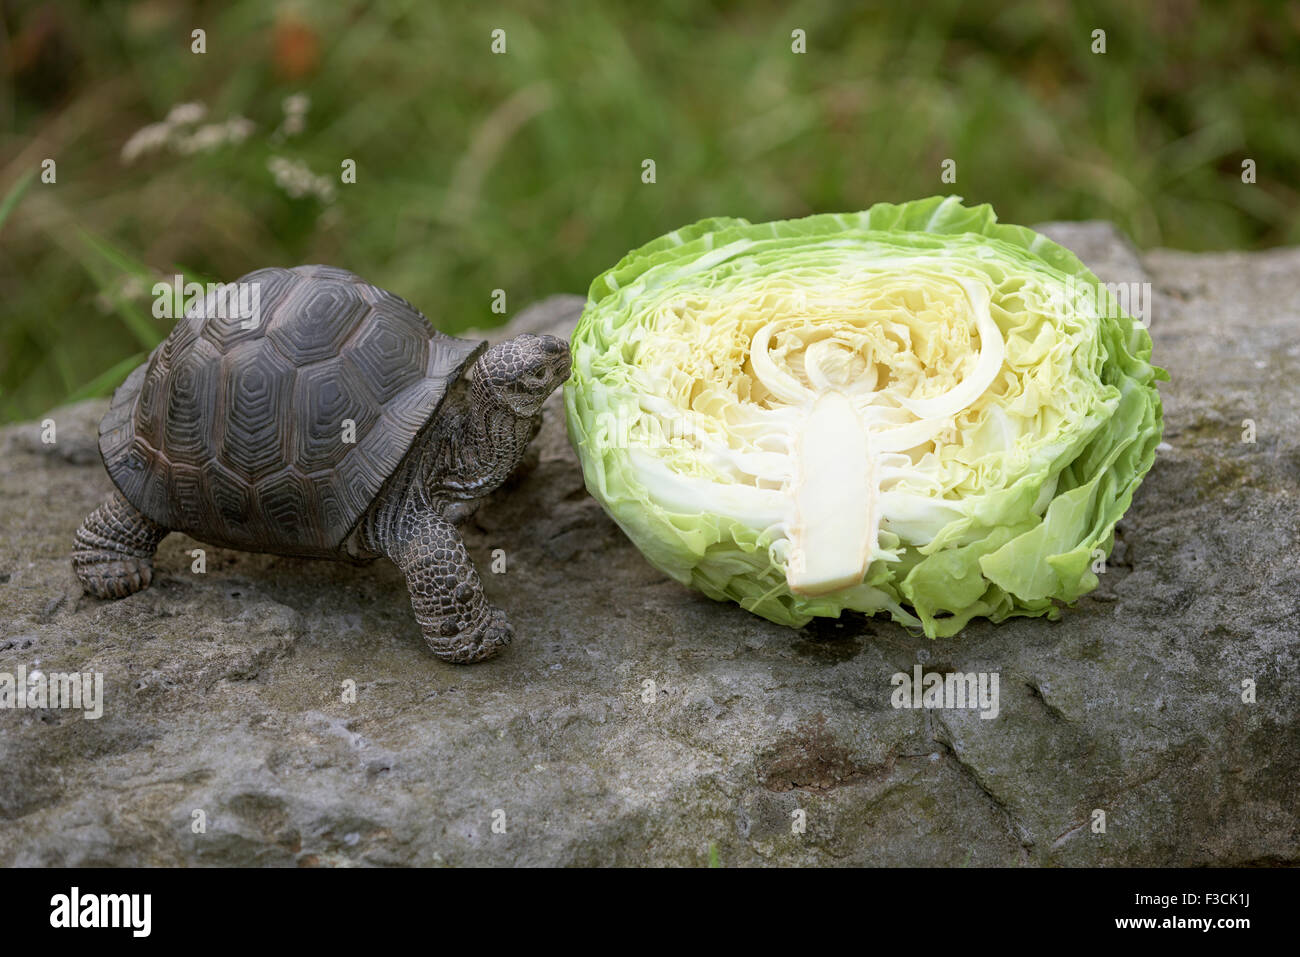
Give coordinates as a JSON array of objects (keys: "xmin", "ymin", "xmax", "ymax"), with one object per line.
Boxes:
[{"xmin": 564, "ymin": 196, "xmax": 1165, "ymax": 636}]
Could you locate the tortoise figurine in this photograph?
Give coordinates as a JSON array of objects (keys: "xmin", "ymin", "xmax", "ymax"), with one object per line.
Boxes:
[{"xmin": 72, "ymin": 265, "xmax": 570, "ymax": 663}]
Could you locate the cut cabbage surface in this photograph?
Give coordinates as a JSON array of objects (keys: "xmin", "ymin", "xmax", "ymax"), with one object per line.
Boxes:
[{"xmin": 564, "ymin": 196, "xmax": 1166, "ymax": 636}]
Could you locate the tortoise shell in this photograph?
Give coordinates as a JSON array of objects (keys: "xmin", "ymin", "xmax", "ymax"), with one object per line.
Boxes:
[{"xmin": 98, "ymin": 265, "xmax": 485, "ymax": 557}]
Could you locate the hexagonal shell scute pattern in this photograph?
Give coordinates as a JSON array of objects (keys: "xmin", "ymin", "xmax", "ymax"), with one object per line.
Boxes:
[{"xmin": 99, "ymin": 265, "xmax": 485, "ymax": 555}]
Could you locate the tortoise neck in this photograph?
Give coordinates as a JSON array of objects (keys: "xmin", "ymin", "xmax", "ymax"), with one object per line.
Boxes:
[
  {"xmin": 355, "ymin": 384, "xmax": 536, "ymax": 558},
  {"xmin": 432, "ymin": 378, "xmax": 535, "ymax": 499}
]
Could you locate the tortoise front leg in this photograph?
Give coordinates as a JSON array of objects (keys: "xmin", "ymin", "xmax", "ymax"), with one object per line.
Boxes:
[
  {"xmin": 383, "ymin": 507, "xmax": 513, "ymax": 663},
  {"xmin": 73, "ymin": 491, "xmax": 169, "ymax": 598}
]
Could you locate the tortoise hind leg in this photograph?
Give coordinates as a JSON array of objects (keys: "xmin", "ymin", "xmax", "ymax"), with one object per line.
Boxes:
[
  {"xmin": 381, "ymin": 505, "xmax": 513, "ymax": 663},
  {"xmin": 73, "ymin": 491, "xmax": 169, "ymax": 598}
]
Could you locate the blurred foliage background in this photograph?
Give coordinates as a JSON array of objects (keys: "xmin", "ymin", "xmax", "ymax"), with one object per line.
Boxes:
[{"xmin": 1, "ymin": 0, "xmax": 1297, "ymax": 422}]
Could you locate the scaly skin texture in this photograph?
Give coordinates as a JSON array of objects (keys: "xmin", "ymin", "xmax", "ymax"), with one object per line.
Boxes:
[
  {"xmin": 367, "ymin": 487, "xmax": 512, "ymax": 663},
  {"xmin": 359, "ymin": 334, "xmax": 570, "ymax": 662},
  {"xmin": 73, "ymin": 332, "xmax": 570, "ymax": 666},
  {"xmin": 72, "ymin": 490, "xmax": 169, "ymax": 598}
]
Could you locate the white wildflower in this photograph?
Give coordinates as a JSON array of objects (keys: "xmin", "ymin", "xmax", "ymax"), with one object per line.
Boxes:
[
  {"xmin": 225, "ymin": 115, "xmax": 255, "ymax": 144},
  {"xmin": 120, "ymin": 122, "xmax": 172, "ymax": 164},
  {"xmin": 267, "ymin": 156, "xmax": 335, "ymax": 202},
  {"xmin": 282, "ymin": 93, "xmax": 310, "ymax": 116},
  {"xmin": 275, "ymin": 93, "xmax": 311, "ymax": 139},
  {"xmin": 165, "ymin": 102, "xmax": 208, "ymax": 126},
  {"xmin": 176, "ymin": 124, "xmax": 229, "ymax": 155},
  {"xmin": 121, "ymin": 101, "xmax": 256, "ymax": 164}
]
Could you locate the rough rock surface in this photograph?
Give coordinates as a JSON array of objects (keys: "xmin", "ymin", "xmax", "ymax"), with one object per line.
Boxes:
[{"xmin": 2, "ymin": 227, "xmax": 1298, "ymax": 866}]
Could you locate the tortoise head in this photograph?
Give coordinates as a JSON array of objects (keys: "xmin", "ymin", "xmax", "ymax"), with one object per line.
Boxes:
[{"xmin": 473, "ymin": 334, "xmax": 571, "ymax": 418}]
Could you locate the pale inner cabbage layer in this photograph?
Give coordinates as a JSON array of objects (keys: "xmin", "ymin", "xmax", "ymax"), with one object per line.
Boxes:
[{"xmin": 600, "ymin": 248, "xmax": 1104, "ymax": 595}]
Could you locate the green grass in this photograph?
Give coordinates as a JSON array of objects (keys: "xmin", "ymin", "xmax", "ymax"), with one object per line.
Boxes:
[
  {"xmin": 0, "ymin": 169, "xmax": 35, "ymax": 232},
  {"xmin": 1, "ymin": 0, "xmax": 1296, "ymax": 421}
]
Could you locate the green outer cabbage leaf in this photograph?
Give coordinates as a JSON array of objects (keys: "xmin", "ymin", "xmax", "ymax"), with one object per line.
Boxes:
[{"xmin": 563, "ymin": 196, "xmax": 1166, "ymax": 636}]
